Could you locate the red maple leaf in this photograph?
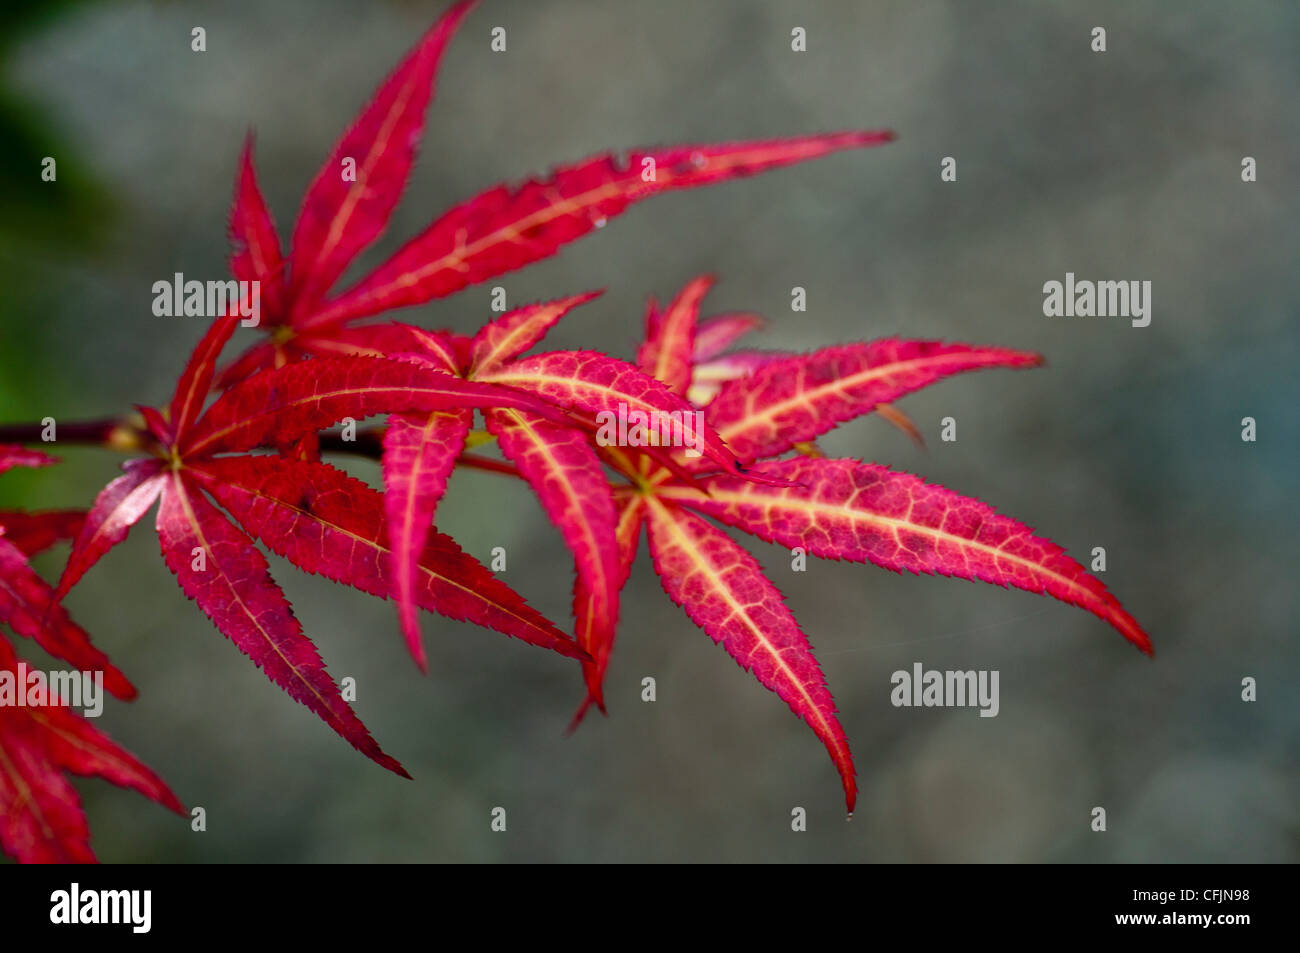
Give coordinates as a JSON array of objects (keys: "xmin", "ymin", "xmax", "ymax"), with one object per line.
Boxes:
[
  {"xmin": 0, "ymin": 446, "xmax": 182, "ymax": 863},
  {"xmin": 349, "ymin": 271, "xmax": 1150, "ymax": 817},
  {"xmin": 0, "ymin": 636, "xmax": 183, "ymax": 864},
  {"xmin": 471, "ymin": 276, "xmax": 1152, "ymax": 813},
  {"xmin": 54, "ymin": 315, "xmax": 588, "ymax": 780},
  {"xmin": 369, "ymin": 294, "xmax": 732, "ymax": 709},
  {"xmin": 0, "ymin": 446, "xmax": 132, "ymax": 699},
  {"xmin": 215, "ymin": 0, "xmax": 894, "ymax": 382}
]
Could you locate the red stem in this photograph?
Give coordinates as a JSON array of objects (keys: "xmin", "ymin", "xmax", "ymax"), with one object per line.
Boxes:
[
  {"xmin": 454, "ymin": 453, "xmax": 522, "ymax": 479},
  {"xmin": 0, "ymin": 418, "xmax": 127, "ymax": 447}
]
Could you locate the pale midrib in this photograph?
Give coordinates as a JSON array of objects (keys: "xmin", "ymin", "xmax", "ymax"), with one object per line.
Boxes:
[
  {"xmin": 27, "ymin": 709, "xmax": 134, "ymax": 778},
  {"xmin": 301, "ymin": 65, "xmax": 423, "ymax": 295},
  {"xmin": 659, "ymin": 484, "xmax": 1111, "ymax": 621},
  {"xmin": 314, "ymin": 146, "xmax": 807, "ymax": 325},
  {"xmin": 0, "ymin": 739, "xmax": 54, "ymax": 844},
  {"xmin": 484, "ymin": 370, "xmax": 668, "ymax": 418},
  {"xmin": 170, "ymin": 474, "xmax": 336, "ymax": 718},
  {"xmin": 214, "ymin": 472, "xmax": 554, "ymax": 639},
  {"xmin": 645, "ymin": 497, "xmax": 842, "ymax": 755},
  {"xmin": 717, "ymin": 353, "xmax": 1010, "ymax": 444},
  {"xmin": 173, "ymin": 326, "xmax": 232, "ymax": 435},
  {"xmin": 616, "ymin": 498, "xmax": 644, "ymax": 555},
  {"xmin": 477, "ymin": 311, "xmax": 557, "ymax": 374},
  {"xmin": 312, "ymin": 179, "xmax": 626, "ymax": 326},
  {"xmin": 502, "ymin": 409, "xmax": 612, "ymax": 624},
  {"xmin": 395, "ymin": 411, "xmax": 451, "ymax": 611},
  {"xmin": 187, "ymin": 383, "xmax": 471, "ymax": 456}
]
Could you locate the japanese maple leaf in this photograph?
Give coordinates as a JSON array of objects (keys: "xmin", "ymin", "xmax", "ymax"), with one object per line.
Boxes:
[
  {"xmin": 0, "ymin": 446, "xmax": 181, "ymax": 864},
  {"xmin": 53, "ymin": 313, "xmax": 586, "ymax": 778},
  {"xmin": 422, "ymin": 281, "xmax": 715, "ymax": 728},
  {"xmin": 369, "ymin": 293, "xmax": 742, "ymax": 709},
  {"xmin": 0, "ymin": 446, "xmax": 133, "ymax": 699},
  {"xmin": 216, "ymin": 0, "xmax": 895, "ymax": 382},
  {"xmin": 0, "ymin": 635, "xmax": 183, "ymax": 863},
  {"xmin": 543, "ymin": 277, "xmax": 1152, "ymax": 813},
  {"xmin": 686, "ymin": 308, "xmax": 923, "ymax": 446}
]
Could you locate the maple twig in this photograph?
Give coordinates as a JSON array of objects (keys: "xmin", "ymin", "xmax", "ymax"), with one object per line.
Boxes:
[
  {"xmin": 0, "ymin": 420, "xmax": 526, "ymax": 482},
  {"xmin": 454, "ymin": 452, "xmax": 522, "ymax": 479},
  {"xmin": 0, "ymin": 417, "xmax": 143, "ymax": 451},
  {"xmin": 317, "ymin": 428, "xmax": 384, "ymax": 458},
  {"xmin": 316, "ymin": 428, "xmax": 523, "ymax": 479}
]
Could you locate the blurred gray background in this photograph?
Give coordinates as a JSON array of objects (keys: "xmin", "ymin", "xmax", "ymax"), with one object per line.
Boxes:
[{"xmin": 1, "ymin": 0, "xmax": 1297, "ymax": 862}]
